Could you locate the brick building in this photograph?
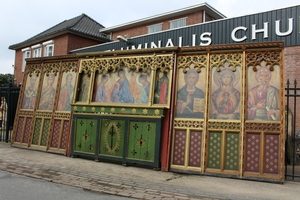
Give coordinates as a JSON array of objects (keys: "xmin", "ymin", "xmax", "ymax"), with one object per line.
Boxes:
[
  {"xmin": 100, "ymin": 3, "xmax": 225, "ymax": 41},
  {"xmin": 8, "ymin": 3, "xmax": 225, "ymax": 86},
  {"xmin": 9, "ymin": 14, "xmax": 110, "ymax": 85}
]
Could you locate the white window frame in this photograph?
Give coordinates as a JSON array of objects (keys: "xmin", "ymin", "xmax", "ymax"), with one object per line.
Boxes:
[
  {"xmin": 148, "ymin": 23, "xmax": 162, "ymax": 34},
  {"xmin": 31, "ymin": 44, "xmax": 42, "ymax": 58},
  {"xmin": 170, "ymin": 18, "xmax": 187, "ymax": 29},
  {"xmin": 43, "ymin": 40, "xmax": 54, "ymax": 57},
  {"xmin": 22, "ymin": 47, "xmax": 31, "ymax": 72},
  {"xmin": 33, "ymin": 48, "xmax": 41, "ymax": 57}
]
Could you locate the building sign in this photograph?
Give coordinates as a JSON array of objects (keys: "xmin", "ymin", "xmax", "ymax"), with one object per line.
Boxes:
[{"xmin": 72, "ymin": 5, "xmax": 300, "ymax": 54}]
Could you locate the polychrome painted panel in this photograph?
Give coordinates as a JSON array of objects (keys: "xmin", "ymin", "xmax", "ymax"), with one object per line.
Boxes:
[
  {"xmin": 172, "ymin": 130, "xmax": 186, "ymax": 166},
  {"xmin": 77, "ymin": 73, "xmax": 91, "ymax": 102},
  {"xmin": 40, "ymin": 119, "xmax": 50, "ymax": 146},
  {"xmin": 264, "ymin": 134, "xmax": 279, "ymax": 174},
  {"xmin": 32, "ymin": 118, "xmax": 42, "ymax": 145},
  {"xmin": 245, "ymin": 133, "xmax": 260, "ymax": 173},
  {"xmin": 51, "ymin": 120, "xmax": 61, "ymax": 148},
  {"xmin": 210, "ymin": 67, "xmax": 241, "ymax": 120},
  {"xmin": 15, "ymin": 117, "xmax": 24, "ymax": 142},
  {"xmin": 38, "ymin": 74, "xmax": 58, "ymax": 111},
  {"xmin": 21, "ymin": 74, "xmax": 39, "ymax": 110},
  {"xmin": 57, "ymin": 72, "xmax": 76, "ymax": 111},
  {"xmin": 60, "ymin": 121, "xmax": 70, "ymax": 149},
  {"xmin": 207, "ymin": 132, "xmax": 222, "ymax": 169},
  {"xmin": 99, "ymin": 119, "xmax": 125, "ymax": 157},
  {"xmin": 74, "ymin": 118, "xmax": 97, "ymax": 154},
  {"xmin": 188, "ymin": 131, "xmax": 202, "ymax": 167},
  {"xmin": 176, "ymin": 67, "xmax": 206, "ymax": 118},
  {"xmin": 127, "ymin": 121, "xmax": 156, "ymax": 161},
  {"xmin": 23, "ymin": 118, "xmax": 32, "ymax": 144},
  {"xmin": 247, "ymin": 63, "xmax": 280, "ymax": 121},
  {"xmin": 92, "ymin": 69, "xmax": 151, "ymax": 104},
  {"xmin": 224, "ymin": 133, "xmax": 239, "ymax": 171},
  {"xmin": 154, "ymin": 70, "xmax": 170, "ymax": 105}
]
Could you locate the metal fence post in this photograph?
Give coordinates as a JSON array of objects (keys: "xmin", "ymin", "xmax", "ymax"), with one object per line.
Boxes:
[
  {"xmin": 285, "ymin": 79, "xmax": 290, "ymax": 179},
  {"xmin": 5, "ymin": 78, "xmax": 12, "ymax": 142}
]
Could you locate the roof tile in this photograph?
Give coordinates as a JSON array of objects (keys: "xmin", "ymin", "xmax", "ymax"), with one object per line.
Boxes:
[{"xmin": 9, "ymin": 14, "xmax": 110, "ymax": 50}]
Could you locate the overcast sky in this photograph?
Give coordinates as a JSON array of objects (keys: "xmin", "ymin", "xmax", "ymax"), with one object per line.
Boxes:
[{"xmin": 0, "ymin": 0, "xmax": 299, "ymax": 74}]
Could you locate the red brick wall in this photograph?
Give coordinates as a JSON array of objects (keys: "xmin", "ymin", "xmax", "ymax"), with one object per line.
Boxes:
[
  {"xmin": 13, "ymin": 50, "xmax": 23, "ymax": 86},
  {"xmin": 67, "ymin": 34, "xmax": 105, "ymax": 52},
  {"xmin": 284, "ymin": 46, "xmax": 300, "ymax": 83},
  {"xmin": 187, "ymin": 11, "xmax": 203, "ymax": 25},
  {"xmin": 53, "ymin": 35, "xmax": 69, "ymax": 55},
  {"xmin": 284, "ymin": 46, "xmax": 300, "ymax": 132},
  {"xmin": 205, "ymin": 13, "xmax": 214, "ymax": 21},
  {"xmin": 13, "ymin": 34, "xmax": 105, "ymax": 84},
  {"xmin": 111, "ymin": 11, "xmax": 204, "ymax": 40}
]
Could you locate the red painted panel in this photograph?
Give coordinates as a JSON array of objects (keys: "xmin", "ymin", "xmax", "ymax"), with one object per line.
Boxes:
[
  {"xmin": 245, "ymin": 134, "xmax": 260, "ymax": 173},
  {"xmin": 172, "ymin": 130, "xmax": 186, "ymax": 166},
  {"xmin": 264, "ymin": 134, "xmax": 279, "ymax": 174},
  {"xmin": 23, "ymin": 118, "xmax": 32, "ymax": 144},
  {"xmin": 15, "ymin": 117, "xmax": 24, "ymax": 143},
  {"xmin": 51, "ymin": 120, "xmax": 61, "ymax": 148},
  {"xmin": 60, "ymin": 121, "xmax": 70, "ymax": 149},
  {"xmin": 188, "ymin": 131, "xmax": 202, "ymax": 167}
]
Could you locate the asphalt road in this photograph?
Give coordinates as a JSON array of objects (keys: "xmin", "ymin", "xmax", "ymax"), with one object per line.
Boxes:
[{"xmin": 0, "ymin": 170, "xmax": 133, "ymax": 200}]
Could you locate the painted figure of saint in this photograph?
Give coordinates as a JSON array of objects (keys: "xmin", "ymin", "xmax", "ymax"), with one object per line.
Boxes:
[
  {"xmin": 22, "ymin": 74, "xmax": 38, "ymax": 109},
  {"xmin": 39, "ymin": 74, "xmax": 56, "ymax": 110},
  {"xmin": 211, "ymin": 68, "xmax": 240, "ymax": 119},
  {"xmin": 137, "ymin": 74, "xmax": 150, "ymax": 104},
  {"xmin": 217, "ymin": 92, "xmax": 233, "ymax": 113},
  {"xmin": 58, "ymin": 73, "xmax": 74, "ymax": 111},
  {"xmin": 78, "ymin": 74, "xmax": 90, "ymax": 102},
  {"xmin": 111, "ymin": 69, "xmax": 134, "ymax": 103},
  {"xmin": 247, "ymin": 65, "xmax": 280, "ymax": 121},
  {"xmin": 176, "ymin": 68, "xmax": 204, "ymax": 118},
  {"xmin": 94, "ymin": 74, "xmax": 109, "ymax": 102},
  {"xmin": 154, "ymin": 71, "xmax": 169, "ymax": 104}
]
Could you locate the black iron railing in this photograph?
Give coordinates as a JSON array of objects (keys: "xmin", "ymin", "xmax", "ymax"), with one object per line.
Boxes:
[
  {"xmin": 0, "ymin": 78, "xmax": 20, "ymax": 143},
  {"xmin": 285, "ymin": 79, "xmax": 300, "ymax": 180}
]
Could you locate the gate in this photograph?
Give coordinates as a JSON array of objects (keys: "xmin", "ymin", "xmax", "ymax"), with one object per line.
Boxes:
[
  {"xmin": 285, "ymin": 79, "xmax": 300, "ymax": 180},
  {"xmin": 0, "ymin": 78, "xmax": 20, "ymax": 142}
]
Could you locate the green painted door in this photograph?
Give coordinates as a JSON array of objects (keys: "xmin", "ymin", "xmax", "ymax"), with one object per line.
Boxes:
[
  {"xmin": 127, "ymin": 121, "xmax": 156, "ymax": 161},
  {"xmin": 74, "ymin": 118, "xmax": 97, "ymax": 154},
  {"xmin": 99, "ymin": 119, "xmax": 125, "ymax": 157}
]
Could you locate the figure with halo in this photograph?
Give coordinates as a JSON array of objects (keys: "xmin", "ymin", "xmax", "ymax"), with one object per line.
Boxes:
[
  {"xmin": 176, "ymin": 68, "xmax": 204, "ymax": 118},
  {"xmin": 137, "ymin": 74, "xmax": 150, "ymax": 104},
  {"xmin": 247, "ymin": 65, "xmax": 279, "ymax": 121},
  {"xmin": 22, "ymin": 74, "xmax": 38, "ymax": 109},
  {"xmin": 94, "ymin": 74, "xmax": 109, "ymax": 102},
  {"xmin": 211, "ymin": 68, "xmax": 240, "ymax": 120},
  {"xmin": 39, "ymin": 74, "xmax": 56, "ymax": 110},
  {"xmin": 58, "ymin": 73, "xmax": 74, "ymax": 111},
  {"xmin": 111, "ymin": 69, "xmax": 134, "ymax": 103}
]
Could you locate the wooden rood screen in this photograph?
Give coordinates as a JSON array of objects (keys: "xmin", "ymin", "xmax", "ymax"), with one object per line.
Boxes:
[
  {"xmin": 171, "ymin": 43, "xmax": 285, "ymax": 182},
  {"xmin": 12, "ymin": 60, "xmax": 78, "ymax": 153},
  {"xmin": 11, "ymin": 42, "xmax": 285, "ymax": 182}
]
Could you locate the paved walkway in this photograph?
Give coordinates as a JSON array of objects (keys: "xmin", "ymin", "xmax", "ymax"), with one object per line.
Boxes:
[{"xmin": 1, "ymin": 142, "xmax": 300, "ymax": 200}]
